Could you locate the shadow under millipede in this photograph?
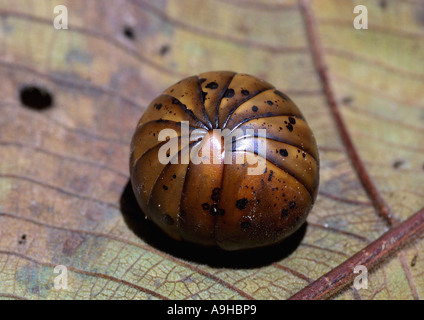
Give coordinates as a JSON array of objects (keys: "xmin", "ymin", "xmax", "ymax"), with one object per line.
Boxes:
[{"xmin": 120, "ymin": 180, "xmax": 306, "ymax": 269}]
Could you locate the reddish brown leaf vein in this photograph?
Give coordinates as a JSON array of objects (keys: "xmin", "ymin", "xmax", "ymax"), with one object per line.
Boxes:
[
  {"xmin": 289, "ymin": 206, "xmax": 424, "ymax": 299},
  {"xmin": 299, "ymin": 0, "xmax": 396, "ymax": 226}
]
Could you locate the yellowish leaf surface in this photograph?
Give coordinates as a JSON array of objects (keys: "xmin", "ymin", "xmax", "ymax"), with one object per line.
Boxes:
[{"xmin": 0, "ymin": 0, "xmax": 423, "ymax": 300}]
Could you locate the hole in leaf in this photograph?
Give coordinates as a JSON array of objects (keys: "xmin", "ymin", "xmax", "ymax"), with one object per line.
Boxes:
[
  {"xmin": 123, "ymin": 26, "xmax": 135, "ymax": 40},
  {"xmin": 19, "ymin": 85, "xmax": 53, "ymax": 110}
]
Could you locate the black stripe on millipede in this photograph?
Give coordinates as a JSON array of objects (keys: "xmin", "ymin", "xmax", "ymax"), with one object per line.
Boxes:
[
  {"xmin": 214, "ymin": 72, "xmax": 237, "ymax": 129},
  {"xmin": 196, "ymin": 75, "xmax": 213, "ymax": 130}
]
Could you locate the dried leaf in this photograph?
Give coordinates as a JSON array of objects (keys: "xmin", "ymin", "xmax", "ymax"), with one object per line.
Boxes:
[{"xmin": 0, "ymin": 0, "xmax": 423, "ymax": 300}]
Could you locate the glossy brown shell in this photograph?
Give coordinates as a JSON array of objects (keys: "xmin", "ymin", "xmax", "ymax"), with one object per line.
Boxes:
[{"xmin": 130, "ymin": 71, "xmax": 319, "ymax": 250}]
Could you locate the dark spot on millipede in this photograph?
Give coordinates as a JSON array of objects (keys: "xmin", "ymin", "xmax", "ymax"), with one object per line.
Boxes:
[
  {"xmin": 162, "ymin": 185, "xmax": 168, "ymax": 191},
  {"xmin": 241, "ymin": 89, "xmax": 250, "ymax": 96},
  {"xmin": 199, "ymin": 78, "xmax": 207, "ymax": 84},
  {"xmin": 163, "ymin": 214, "xmax": 174, "ymax": 225},
  {"xmin": 208, "ymin": 203, "xmax": 217, "ymax": 215},
  {"xmin": 209, "ymin": 204, "xmax": 225, "ymax": 216},
  {"xmin": 205, "ymin": 81, "xmax": 218, "ymax": 89},
  {"xmin": 252, "ymin": 106, "xmax": 258, "ymax": 112},
  {"xmin": 172, "ymin": 174, "xmax": 177, "ymax": 179},
  {"xmin": 19, "ymin": 85, "xmax": 54, "ymax": 111},
  {"xmin": 289, "ymin": 116, "xmax": 296, "ymax": 125},
  {"xmin": 280, "ymin": 149, "xmax": 288, "ymax": 157},
  {"xmin": 267, "ymin": 100, "xmax": 273, "ymax": 106},
  {"xmin": 202, "ymin": 91, "xmax": 208, "ymax": 102},
  {"xmin": 274, "ymin": 90, "xmax": 289, "ymax": 101},
  {"xmin": 224, "ymin": 88, "xmax": 235, "ymax": 98},
  {"xmin": 302, "ymin": 152, "xmax": 306, "ymax": 158},
  {"xmin": 201, "ymin": 203, "xmax": 210, "ymax": 210},
  {"xmin": 123, "ymin": 26, "xmax": 136, "ymax": 40},
  {"xmin": 236, "ymin": 198, "xmax": 248, "ymax": 210},
  {"xmin": 211, "ymin": 188, "xmax": 221, "ymax": 202},
  {"xmin": 159, "ymin": 44, "xmax": 170, "ymax": 56},
  {"xmin": 392, "ymin": 160, "xmax": 404, "ymax": 169},
  {"xmin": 268, "ymin": 170, "xmax": 274, "ymax": 182},
  {"xmin": 281, "ymin": 209, "xmax": 289, "ymax": 218},
  {"xmin": 154, "ymin": 103, "xmax": 162, "ymax": 110},
  {"xmin": 289, "ymin": 201, "xmax": 296, "ymax": 209},
  {"xmin": 240, "ymin": 221, "xmax": 251, "ymax": 229},
  {"xmin": 286, "ymin": 123, "xmax": 294, "ymax": 132}
]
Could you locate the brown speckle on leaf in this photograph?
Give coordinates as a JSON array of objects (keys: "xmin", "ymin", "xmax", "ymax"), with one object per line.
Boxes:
[
  {"xmin": 392, "ymin": 160, "xmax": 405, "ymax": 169},
  {"xmin": 62, "ymin": 233, "xmax": 85, "ymax": 256},
  {"xmin": 159, "ymin": 44, "xmax": 170, "ymax": 56},
  {"xmin": 18, "ymin": 234, "xmax": 26, "ymax": 245},
  {"xmin": 410, "ymin": 254, "xmax": 418, "ymax": 267}
]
